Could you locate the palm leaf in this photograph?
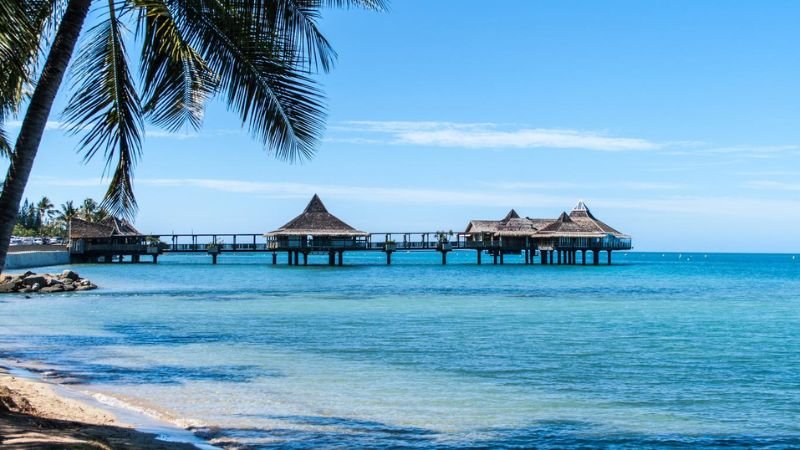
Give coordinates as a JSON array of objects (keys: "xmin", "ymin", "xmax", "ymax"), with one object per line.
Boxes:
[
  {"xmin": 63, "ymin": 0, "xmax": 144, "ymax": 219},
  {"xmin": 174, "ymin": 0, "xmax": 326, "ymax": 162},
  {"xmin": 134, "ymin": 0, "xmax": 218, "ymax": 131}
]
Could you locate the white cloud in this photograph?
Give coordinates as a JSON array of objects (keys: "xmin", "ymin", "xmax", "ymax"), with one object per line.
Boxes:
[
  {"xmin": 331, "ymin": 120, "xmax": 659, "ymax": 151},
  {"xmin": 744, "ymin": 180, "xmax": 800, "ymax": 191},
  {"xmin": 6, "ymin": 120, "xmax": 67, "ymax": 130},
  {"xmin": 32, "ymin": 175, "xmax": 800, "ymax": 220}
]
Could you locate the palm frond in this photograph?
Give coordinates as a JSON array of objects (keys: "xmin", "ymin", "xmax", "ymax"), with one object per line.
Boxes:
[
  {"xmin": 175, "ymin": 0, "xmax": 326, "ymax": 162},
  {"xmin": 63, "ymin": 0, "xmax": 144, "ymax": 219},
  {"xmin": 0, "ymin": 0, "xmax": 36, "ymax": 156},
  {"xmin": 134, "ymin": 0, "xmax": 217, "ymax": 131},
  {"xmin": 320, "ymin": 0, "xmax": 388, "ymax": 10}
]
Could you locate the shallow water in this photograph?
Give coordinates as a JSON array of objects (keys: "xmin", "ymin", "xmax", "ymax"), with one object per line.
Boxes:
[{"xmin": 1, "ymin": 252, "xmax": 800, "ymax": 448}]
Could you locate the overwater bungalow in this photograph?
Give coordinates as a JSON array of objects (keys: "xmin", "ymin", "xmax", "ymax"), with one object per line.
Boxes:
[
  {"xmin": 463, "ymin": 201, "xmax": 631, "ymax": 265},
  {"xmin": 69, "ymin": 217, "xmax": 160, "ymax": 263},
  {"xmin": 532, "ymin": 201, "xmax": 631, "ymax": 265},
  {"xmin": 265, "ymin": 194, "xmax": 368, "ymax": 265}
]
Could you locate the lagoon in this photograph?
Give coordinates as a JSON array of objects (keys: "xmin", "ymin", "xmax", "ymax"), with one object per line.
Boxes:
[{"xmin": 1, "ymin": 252, "xmax": 799, "ymax": 448}]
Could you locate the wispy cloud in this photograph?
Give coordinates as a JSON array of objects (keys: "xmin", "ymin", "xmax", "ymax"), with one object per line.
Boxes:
[
  {"xmin": 484, "ymin": 181, "xmax": 686, "ymax": 191},
  {"xmin": 6, "ymin": 120, "xmax": 68, "ymax": 131},
  {"xmin": 5, "ymin": 120, "xmax": 241, "ymax": 140},
  {"xmin": 32, "ymin": 175, "xmax": 800, "ymax": 219},
  {"xmin": 331, "ymin": 120, "xmax": 660, "ymax": 151},
  {"xmin": 744, "ymin": 180, "xmax": 800, "ymax": 191}
]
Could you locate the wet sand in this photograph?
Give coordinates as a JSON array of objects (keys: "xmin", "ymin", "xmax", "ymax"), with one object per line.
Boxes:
[{"xmin": 0, "ymin": 367, "xmax": 199, "ymax": 449}]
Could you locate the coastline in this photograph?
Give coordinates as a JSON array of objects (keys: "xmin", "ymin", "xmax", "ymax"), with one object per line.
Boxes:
[{"xmin": 0, "ymin": 362, "xmax": 216, "ymax": 449}]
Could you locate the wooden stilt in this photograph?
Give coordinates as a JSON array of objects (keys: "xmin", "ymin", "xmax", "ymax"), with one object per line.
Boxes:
[
  {"xmin": 541, "ymin": 251, "xmax": 547, "ymax": 265},
  {"xmin": 500, "ymin": 253, "xmax": 505, "ymax": 265},
  {"xmin": 212, "ymin": 254, "xmax": 218, "ymax": 265},
  {"xmin": 557, "ymin": 250, "xmax": 562, "ymax": 265},
  {"xmin": 476, "ymin": 250, "xmax": 482, "ymax": 265},
  {"xmin": 607, "ymin": 250, "xmax": 612, "ymax": 265},
  {"xmin": 294, "ymin": 251, "xmax": 299, "ymax": 266},
  {"xmin": 338, "ymin": 251, "xmax": 343, "ymax": 266},
  {"xmin": 328, "ymin": 251, "xmax": 335, "ymax": 266},
  {"xmin": 582, "ymin": 250, "xmax": 587, "ymax": 265},
  {"xmin": 493, "ymin": 253, "xmax": 498, "ymax": 264},
  {"xmin": 386, "ymin": 251, "xmax": 392, "ymax": 265},
  {"xmin": 288, "ymin": 251, "xmax": 293, "ymax": 265},
  {"xmin": 303, "ymin": 252, "xmax": 308, "ymax": 266},
  {"xmin": 593, "ymin": 250, "xmax": 599, "ymax": 265},
  {"xmin": 272, "ymin": 253, "xmax": 277, "ymax": 265},
  {"xmin": 152, "ymin": 254, "xmax": 158, "ymax": 264},
  {"xmin": 441, "ymin": 251, "xmax": 447, "ymax": 265}
]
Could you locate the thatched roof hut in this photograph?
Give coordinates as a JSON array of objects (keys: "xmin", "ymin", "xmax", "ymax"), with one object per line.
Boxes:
[
  {"xmin": 465, "ymin": 209, "xmax": 522, "ymax": 235},
  {"xmin": 265, "ymin": 194, "xmax": 367, "ymax": 237},
  {"xmin": 567, "ymin": 201, "xmax": 624, "ymax": 236},
  {"xmin": 69, "ymin": 217, "xmax": 142, "ymax": 240}
]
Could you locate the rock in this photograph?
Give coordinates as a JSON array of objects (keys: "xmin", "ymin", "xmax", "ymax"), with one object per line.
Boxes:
[
  {"xmin": 0, "ymin": 271, "xmax": 96, "ymax": 294},
  {"xmin": 22, "ymin": 275, "xmax": 47, "ymax": 287},
  {"xmin": 74, "ymin": 284, "xmax": 96, "ymax": 291},
  {"xmin": 61, "ymin": 270, "xmax": 79, "ymax": 281},
  {"xmin": 40, "ymin": 285, "xmax": 65, "ymax": 293}
]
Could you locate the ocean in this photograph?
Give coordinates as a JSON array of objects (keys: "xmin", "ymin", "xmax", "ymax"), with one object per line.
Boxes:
[{"xmin": 1, "ymin": 251, "xmax": 799, "ymax": 448}]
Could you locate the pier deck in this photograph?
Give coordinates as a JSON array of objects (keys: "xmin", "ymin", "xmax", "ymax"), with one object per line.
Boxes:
[{"xmin": 71, "ymin": 232, "xmax": 631, "ymax": 266}]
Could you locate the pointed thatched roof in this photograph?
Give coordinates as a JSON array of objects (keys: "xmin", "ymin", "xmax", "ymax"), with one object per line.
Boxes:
[
  {"xmin": 465, "ymin": 209, "xmax": 519, "ymax": 234},
  {"xmin": 69, "ymin": 217, "xmax": 142, "ymax": 239},
  {"xmin": 567, "ymin": 200, "xmax": 623, "ymax": 235},
  {"xmin": 265, "ymin": 194, "xmax": 367, "ymax": 237}
]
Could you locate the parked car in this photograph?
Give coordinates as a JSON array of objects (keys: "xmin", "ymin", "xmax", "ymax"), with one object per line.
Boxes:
[
  {"xmin": 21, "ymin": 237, "xmax": 34, "ymax": 245},
  {"xmin": 50, "ymin": 237, "xmax": 63, "ymax": 245},
  {"xmin": 33, "ymin": 238, "xmax": 44, "ymax": 245},
  {"xmin": 9, "ymin": 237, "xmax": 22, "ymax": 246}
]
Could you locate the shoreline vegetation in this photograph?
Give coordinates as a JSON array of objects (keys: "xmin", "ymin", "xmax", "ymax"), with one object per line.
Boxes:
[{"xmin": 0, "ymin": 365, "xmax": 198, "ymax": 449}]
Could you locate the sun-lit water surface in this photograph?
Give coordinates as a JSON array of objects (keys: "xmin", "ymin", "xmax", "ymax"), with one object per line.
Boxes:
[{"xmin": 1, "ymin": 251, "xmax": 800, "ymax": 448}]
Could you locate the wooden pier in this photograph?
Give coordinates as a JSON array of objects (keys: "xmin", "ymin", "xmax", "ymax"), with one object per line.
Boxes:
[{"xmin": 68, "ymin": 196, "xmax": 632, "ymax": 266}]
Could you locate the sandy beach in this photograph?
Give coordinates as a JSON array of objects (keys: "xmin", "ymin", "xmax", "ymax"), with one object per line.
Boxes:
[{"xmin": 0, "ymin": 366, "xmax": 199, "ymax": 449}]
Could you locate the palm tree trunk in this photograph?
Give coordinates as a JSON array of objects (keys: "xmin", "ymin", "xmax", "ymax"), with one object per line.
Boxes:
[{"xmin": 0, "ymin": 0, "xmax": 92, "ymax": 273}]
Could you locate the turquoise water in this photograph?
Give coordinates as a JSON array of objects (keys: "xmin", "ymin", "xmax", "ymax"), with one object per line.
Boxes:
[{"xmin": 1, "ymin": 252, "xmax": 800, "ymax": 448}]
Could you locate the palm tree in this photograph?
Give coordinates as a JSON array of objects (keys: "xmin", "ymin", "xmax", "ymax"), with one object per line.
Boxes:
[
  {"xmin": 0, "ymin": 0, "xmax": 386, "ymax": 271},
  {"xmin": 56, "ymin": 200, "xmax": 78, "ymax": 223},
  {"xmin": 36, "ymin": 196, "xmax": 54, "ymax": 226},
  {"xmin": 78, "ymin": 198, "xmax": 98, "ymax": 221}
]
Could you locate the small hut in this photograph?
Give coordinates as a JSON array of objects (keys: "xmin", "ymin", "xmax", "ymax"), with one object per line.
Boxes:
[
  {"xmin": 531, "ymin": 201, "xmax": 631, "ymax": 264},
  {"xmin": 69, "ymin": 217, "xmax": 154, "ymax": 262},
  {"xmin": 265, "ymin": 195, "xmax": 368, "ymax": 265},
  {"xmin": 464, "ymin": 209, "xmax": 521, "ymax": 247}
]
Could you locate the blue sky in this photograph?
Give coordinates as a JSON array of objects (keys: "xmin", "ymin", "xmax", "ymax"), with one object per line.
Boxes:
[{"xmin": 5, "ymin": 0, "xmax": 800, "ymax": 252}]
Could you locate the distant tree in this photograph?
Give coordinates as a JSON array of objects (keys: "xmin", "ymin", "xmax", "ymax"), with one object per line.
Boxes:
[
  {"xmin": 36, "ymin": 196, "xmax": 54, "ymax": 227},
  {"xmin": 56, "ymin": 200, "xmax": 78, "ymax": 223}
]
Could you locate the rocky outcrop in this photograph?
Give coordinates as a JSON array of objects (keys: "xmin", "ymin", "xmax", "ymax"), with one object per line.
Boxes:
[{"xmin": 0, "ymin": 270, "xmax": 97, "ymax": 294}]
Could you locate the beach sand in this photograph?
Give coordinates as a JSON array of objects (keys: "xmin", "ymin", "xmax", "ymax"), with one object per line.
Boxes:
[{"xmin": 0, "ymin": 367, "xmax": 198, "ymax": 449}]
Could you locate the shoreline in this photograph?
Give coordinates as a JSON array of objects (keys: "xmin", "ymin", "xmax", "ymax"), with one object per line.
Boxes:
[{"xmin": 0, "ymin": 360, "xmax": 218, "ymax": 449}]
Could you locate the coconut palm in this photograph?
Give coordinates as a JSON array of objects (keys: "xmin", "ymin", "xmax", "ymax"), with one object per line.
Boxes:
[
  {"xmin": 36, "ymin": 196, "xmax": 55, "ymax": 225},
  {"xmin": 56, "ymin": 200, "xmax": 78, "ymax": 223},
  {"xmin": 0, "ymin": 0, "xmax": 386, "ymax": 271}
]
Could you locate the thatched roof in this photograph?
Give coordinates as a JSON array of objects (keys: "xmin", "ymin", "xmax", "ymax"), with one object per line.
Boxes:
[
  {"xmin": 69, "ymin": 217, "xmax": 142, "ymax": 239},
  {"xmin": 265, "ymin": 194, "xmax": 367, "ymax": 237},
  {"xmin": 465, "ymin": 209, "xmax": 519, "ymax": 234},
  {"xmin": 567, "ymin": 201, "xmax": 623, "ymax": 235}
]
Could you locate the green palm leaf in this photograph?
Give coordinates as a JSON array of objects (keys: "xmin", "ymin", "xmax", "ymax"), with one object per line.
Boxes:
[
  {"xmin": 174, "ymin": 0, "xmax": 326, "ymax": 162},
  {"xmin": 63, "ymin": 0, "xmax": 144, "ymax": 218},
  {"xmin": 135, "ymin": 0, "xmax": 218, "ymax": 131}
]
